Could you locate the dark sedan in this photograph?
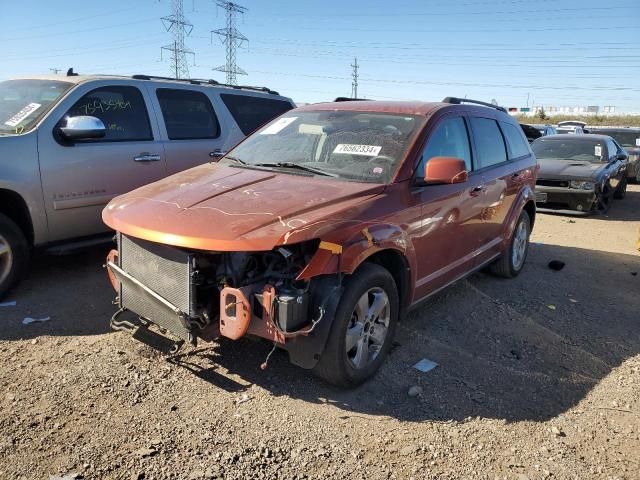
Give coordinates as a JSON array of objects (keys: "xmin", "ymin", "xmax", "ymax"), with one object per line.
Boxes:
[
  {"xmin": 589, "ymin": 127, "xmax": 640, "ymax": 183},
  {"xmin": 532, "ymin": 134, "xmax": 628, "ymax": 214}
]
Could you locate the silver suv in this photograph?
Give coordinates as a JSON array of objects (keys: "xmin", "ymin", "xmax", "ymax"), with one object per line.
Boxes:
[{"xmin": 0, "ymin": 73, "xmax": 294, "ymax": 297}]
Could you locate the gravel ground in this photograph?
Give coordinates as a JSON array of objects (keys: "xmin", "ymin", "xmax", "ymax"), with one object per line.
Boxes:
[{"xmin": 1, "ymin": 185, "xmax": 639, "ymax": 480}]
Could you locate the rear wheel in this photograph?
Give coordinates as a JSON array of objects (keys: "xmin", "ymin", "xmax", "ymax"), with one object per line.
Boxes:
[
  {"xmin": 614, "ymin": 177, "xmax": 627, "ymax": 199},
  {"xmin": 312, "ymin": 263, "xmax": 398, "ymax": 387},
  {"xmin": 0, "ymin": 213, "xmax": 29, "ymax": 300},
  {"xmin": 489, "ymin": 210, "xmax": 531, "ymax": 278}
]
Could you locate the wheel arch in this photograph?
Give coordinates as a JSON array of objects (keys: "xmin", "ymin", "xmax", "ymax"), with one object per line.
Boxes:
[
  {"xmin": 359, "ymin": 248, "xmax": 411, "ymax": 312},
  {"xmin": 0, "ymin": 189, "xmax": 34, "ymax": 245}
]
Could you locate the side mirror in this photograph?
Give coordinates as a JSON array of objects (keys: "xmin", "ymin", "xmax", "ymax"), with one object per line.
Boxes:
[
  {"xmin": 60, "ymin": 116, "xmax": 106, "ymax": 140},
  {"xmin": 422, "ymin": 156, "xmax": 468, "ymax": 185},
  {"xmin": 616, "ymin": 152, "xmax": 628, "ymax": 161}
]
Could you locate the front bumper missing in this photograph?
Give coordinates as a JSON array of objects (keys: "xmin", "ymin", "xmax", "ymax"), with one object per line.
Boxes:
[
  {"xmin": 107, "ymin": 261, "xmax": 193, "ymax": 342},
  {"xmin": 535, "ymin": 186, "xmax": 596, "ymax": 214}
]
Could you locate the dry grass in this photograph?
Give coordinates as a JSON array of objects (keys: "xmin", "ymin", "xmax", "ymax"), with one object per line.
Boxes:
[{"xmin": 516, "ymin": 114, "xmax": 640, "ymax": 127}]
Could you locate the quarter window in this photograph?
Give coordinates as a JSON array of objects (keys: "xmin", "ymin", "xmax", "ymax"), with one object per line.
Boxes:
[
  {"xmin": 469, "ymin": 117, "xmax": 507, "ymax": 169},
  {"xmin": 220, "ymin": 94, "xmax": 293, "ymax": 135},
  {"xmin": 156, "ymin": 88, "xmax": 220, "ymax": 140},
  {"xmin": 63, "ymin": 86, "xmax": 152, "ymax": 142},
  {"xmin": 500, "ymin": 122, "xmax": 531, "ymax": 159},
  {"xmin": 416, "ymin": 117, "xmax": 472, "ymax": 177}
]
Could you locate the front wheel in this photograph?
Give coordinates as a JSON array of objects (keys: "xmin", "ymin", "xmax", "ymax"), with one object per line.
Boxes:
[
  {"xmin": 312, "ymin": 263, "xmax": 398, "ymax": 387},
  {"xmin": 0, "ymin": 213, "xmax": 30, "ymax": 300},
  {"xmin": 489, "ymin": 210, "xmax": 531, "ymax": 278},
  {"xmin": 594, "ymin": 183, "xmax": 612, "ymax": 214},
  {"xmin": 613, "ymin": 177, "xmax": 627, "ymax": 199}
]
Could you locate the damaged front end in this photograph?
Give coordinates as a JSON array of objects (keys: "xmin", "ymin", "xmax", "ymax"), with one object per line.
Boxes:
[{"xmin": 106, "ymin": 234, "xmax": 342, "ymax": 368}]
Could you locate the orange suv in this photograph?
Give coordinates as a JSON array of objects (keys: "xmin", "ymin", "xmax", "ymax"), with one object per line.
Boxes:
[{"xmin": 104, "ymin": 97, "xmax": 537, "ymax": 386}]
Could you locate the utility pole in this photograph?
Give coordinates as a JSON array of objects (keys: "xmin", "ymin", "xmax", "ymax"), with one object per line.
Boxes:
[
  {"xmin": 212, "ymin": 1, "xmax": 248, "ymax": 85},
  {"xmin": 161, "ymin": 0, "xmax": 195, "ymax": 79},
  {"xmin": 49, "ymin": 68, "xmax": 62, "ymax": 75},
  {"xmin": 351, "ymin": 57, "xmax": 359, "ymax": 99}
]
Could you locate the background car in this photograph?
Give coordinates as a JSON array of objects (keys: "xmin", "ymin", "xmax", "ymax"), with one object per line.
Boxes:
[
  {"xmin": 520, "ymin": 123, "xmax": 556, "ymax": 143},
  {"xmin": 0, "ymin": 73, "xmax": 295, "ymax": 298},
  {"xmin": 532, "ymin": 134, "xmax": 628, "ymax": 214},
  {"xmin": 589, "ymin": 127, "xmax": 640, "ymax": 183}
]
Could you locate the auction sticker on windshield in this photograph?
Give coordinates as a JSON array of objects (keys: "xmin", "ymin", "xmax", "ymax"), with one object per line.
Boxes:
[
  {"xmin": 260, "ymin": 117, "xmax": 297, "ymax": 135},
  {"xmin": 594, "ymin": 145, "xmax": 602, "ymax": 157},
  {"xmin": 333, "ymin": 144, "xmax": 382, "ymax": 156},
  {"xmin": 636, "ymin": 138, "xmax": 640, "ymax": 147},
  {"xmin": 4, "ymin": 103, "xmax": 42, "ymax": 127}
]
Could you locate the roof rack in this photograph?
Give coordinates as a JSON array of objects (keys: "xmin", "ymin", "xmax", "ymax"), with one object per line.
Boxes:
[
  {"xmin": 131, "ymin": 74, "xmax": 280, "ymax": 95},
  {"xmin": 333, "ymin": 97, "xmax": 372, "ymax": 102},
  {"xmin": 442, "ymin": 97, "xmax": 507, "ymax": 113}
]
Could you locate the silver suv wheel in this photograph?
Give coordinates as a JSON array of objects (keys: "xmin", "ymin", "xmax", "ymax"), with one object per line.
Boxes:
[
  {"xmin": 345, "ymin": 287, "xmax": 390, "ymax": 369},
  {"xmin": 511, "ymin": 219, "xmax": 529, "ymax": 271},
  {"xmin": 0, "ymin": 234, "xmax": 13, "ymax": 287}
]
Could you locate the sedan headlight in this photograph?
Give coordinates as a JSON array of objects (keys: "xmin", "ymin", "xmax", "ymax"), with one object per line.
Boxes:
[{"xmin": 569, "ymin": 181, "xmax": 595, "ymax": 190}]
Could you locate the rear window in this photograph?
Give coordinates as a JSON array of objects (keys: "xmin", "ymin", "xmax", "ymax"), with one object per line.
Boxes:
[
  {"xmin": 220, "ymin": 94, "xmax": 293, "ymax": 135},
  {"xmin": 156, "ymin": 88, "xmax": 220, "ymax": 140},
  {"xmin": 502, "ymin": 122, "xmax": 531, "ymax": 159},
  {"xmin": 469, "ymin": 117, "xmax": 507, "ymax": 169}
]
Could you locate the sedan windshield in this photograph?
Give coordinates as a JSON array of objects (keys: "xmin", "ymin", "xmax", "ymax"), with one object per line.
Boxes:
[
  {"xmin": 532, "ymin": 137, "xmax": 604, "ymax": 163},
  {"xmin": 595, "ymin": 130, "xmax": 639, "ymax": 148},
  {"xmin": 221, "ymin": 111, "xmax": 424, "ymax": 183},
  {"xmin": 0, "ymin": 79, "xmax": 73, "ymax": 134}
]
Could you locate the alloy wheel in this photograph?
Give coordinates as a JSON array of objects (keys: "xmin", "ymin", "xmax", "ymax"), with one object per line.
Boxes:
[
  {"xmin": 511, "ymin": 219, "xmax": 528, "ymax": 270},
  {"xmin": 0, "ymin": 234, "xmax": 13, "ymax": 286},
  {"xmin": 345, "ymin": 287, "xmax": 390, "ymax": 370}
]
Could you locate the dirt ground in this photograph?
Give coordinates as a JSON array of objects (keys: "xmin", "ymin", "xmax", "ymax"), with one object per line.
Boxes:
[{"xmin": 1, "ymin": 186, "xmax": 639, "ymax": 480}]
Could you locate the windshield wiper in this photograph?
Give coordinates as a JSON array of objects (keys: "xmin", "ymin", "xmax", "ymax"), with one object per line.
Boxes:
[
  {"xmin": 252, "ymin": 162, "xmax": 338, "ymax": 177},
  {"xmin": 223, "ymin": 155, "xmax": 247, "ymax": 165}
]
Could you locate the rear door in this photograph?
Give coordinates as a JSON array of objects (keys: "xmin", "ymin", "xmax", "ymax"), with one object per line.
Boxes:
[
  {"xmin": 149, "ymin": 86, "xmax": 228, "ymax": 175},
  {"xmin": 38, "ymin": 81, "xmax": 166, "ymax": 242},
  {"xmin": 467, "ymin": 116, "xmax": 522, "ymax": 266},
  {"xmin": 410, "ymin": 115, "xmax": 486, "ymax": 298}
]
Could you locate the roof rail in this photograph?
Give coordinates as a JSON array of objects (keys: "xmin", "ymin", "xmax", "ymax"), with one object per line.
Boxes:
[
  {"xmin": 131, "ymin": 74, "xmax": 280, "ymax": 95},
  {"xmin": 333, "ymin": 97, "xmax": 372, "ymax": 102},
  {"xmin": 442, "ymin": 97, "xmax": 507, "ymax": 113}
]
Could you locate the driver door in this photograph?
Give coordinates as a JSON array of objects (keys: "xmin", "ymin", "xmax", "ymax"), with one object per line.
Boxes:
[{"xmin": 37, "ymin": 82, "xmax": 166, "ymax": 242}]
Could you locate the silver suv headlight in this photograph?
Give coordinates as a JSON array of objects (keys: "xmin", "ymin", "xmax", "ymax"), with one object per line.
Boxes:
[{"xmin": 569, "ymin": 181, "xmax": 595, "ymax": 190}]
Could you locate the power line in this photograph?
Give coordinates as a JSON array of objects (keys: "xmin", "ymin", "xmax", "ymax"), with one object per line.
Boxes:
[
  {"xmin": 161, "ymin": 0, "xmax": 195, "ymax": 78},
  {"xmin": 211, "ymin": 1, "xmax": 248, "ymax": 85}
]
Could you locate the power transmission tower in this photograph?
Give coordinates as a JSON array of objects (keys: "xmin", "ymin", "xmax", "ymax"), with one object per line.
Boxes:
[
  {"xmin": 351, "ymin": 57, "xmax": 359, "ymax": 98},
  {"xmin": 212, "ymin": 1, "xmax": 248, "ymax": 85},
  {"xmin": 161, "ymin": 0, "xmax": 195, "ymax": 79}
]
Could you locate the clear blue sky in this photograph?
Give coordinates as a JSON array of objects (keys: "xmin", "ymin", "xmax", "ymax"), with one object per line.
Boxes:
[{"xmin": 1, "ymin": 0, "xmax": 639, "ymax": 111}]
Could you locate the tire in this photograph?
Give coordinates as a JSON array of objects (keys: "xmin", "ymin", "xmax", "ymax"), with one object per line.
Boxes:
[
  {"xmin": 614, "ymin": 177, "xmax": 627, "ymax": 200},
  {"xmin": 312, "ymin": 263, "xmax": 399, "ymax": 387},
  {"xmin": 594, "ymin": 183, "xmax": 612, "ymax": 214},
  {"xmin": 489, "ymin": 210, "xmax": 531, "ymax": 279},
  {"xmin": 0, "ymin": 213, "xmax": 30, "ymax": 300}
]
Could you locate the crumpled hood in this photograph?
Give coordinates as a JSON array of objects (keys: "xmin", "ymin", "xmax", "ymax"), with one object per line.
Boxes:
[
  {"xmin": 103, "ymin": 163, "xmax": 385, "ymax": 251},
  {"xmin": 537, "ymin": 158, "xmax": 604, "ymax": 181}
]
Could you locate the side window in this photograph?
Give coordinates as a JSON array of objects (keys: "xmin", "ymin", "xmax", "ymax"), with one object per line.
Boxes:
[
  {"xmin": 469, "ymin": 117, "xmax": 507, "ymax": 169},
  {"xmin": 500, "ymin": 121, "xmax": 531, "ymax": 159},
  {"xmin": 64, "ymin": 86, "xmax": 152, "ymax": 142},
  {"xmin": 416, "ymin": 117, "xmax": 472, "ymax": 177},
  {"xmin": 220, "ymin": 94, "xmax": 293, "ymax": 135},
  {"xmin": 607, "ymin": 139, "xmax": 619, "ymax": 159},
  {"xmin": 156, "ymin": 88, "xmax": 220, "ymax": 140}
]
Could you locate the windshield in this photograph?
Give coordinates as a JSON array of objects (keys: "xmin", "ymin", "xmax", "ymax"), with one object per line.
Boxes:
[
  {"xmin": 532, "ymin": 137, "xmax": 605, "ymax": 163},
  {"xmin": 220, "ymin": 111, "xmax": 424, "ymax": 183},
  {"xmin": 596, "ymin": 130, "xmax": 639, "ymax": 148},
  {"xmin": 0, "ymin": 79, "xmax": 73, "ymax": 134}
]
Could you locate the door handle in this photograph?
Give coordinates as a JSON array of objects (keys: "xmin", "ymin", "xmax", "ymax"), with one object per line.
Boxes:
[
  {"xmin": 209, "ymin": 149, "xmax": 227, "ymax": 159},
  {"xmin": 134, "ymin": 153, "xmax": 161, "ymax": 162},
  {"xmin": 470, "ymin": 185, "xmax": 485, "ymax": 196}
]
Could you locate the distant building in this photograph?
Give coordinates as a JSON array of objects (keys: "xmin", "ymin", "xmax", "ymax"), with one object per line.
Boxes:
[{"xmin": 507, "ymin": 105, "xmax": 622, "ymax": 116}]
